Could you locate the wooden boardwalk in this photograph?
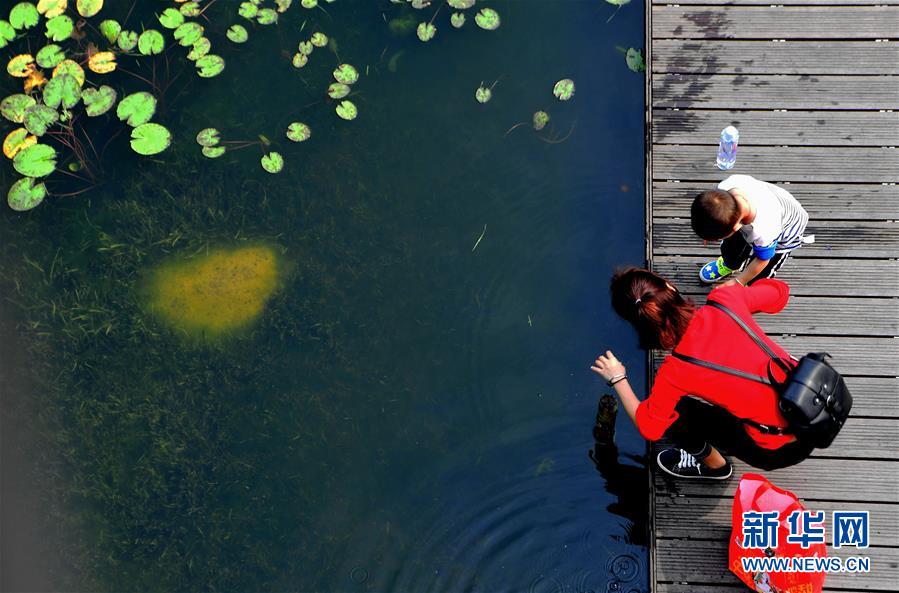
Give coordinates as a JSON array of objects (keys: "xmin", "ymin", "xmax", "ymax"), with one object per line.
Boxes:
[{"xmin": 644, "ymin": 0, "xmax": 899, "ymax": 591}]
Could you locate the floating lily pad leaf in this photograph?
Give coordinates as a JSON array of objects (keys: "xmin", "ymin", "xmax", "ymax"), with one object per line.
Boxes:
[
  {"xmin": 291, "ymin": 53, "xmax": 308, "ymax": 68},
  {"xmin": 606, "ymin": 0, "xmax": 630, "ymax": 5},
  {"xmin": 256, "ymin": 8, "xmax": 278, "ymax": 25},
  {"xmin": 52, "ymin": 59, "xmax": 85, "ymax": 85},
  {"xmin": 475, "ymin": 85, "xmax": 491, "ymax": 103},
  {"xmin": 43, "ymin": 74, "xmax": 81, "ymax": 109},
  {"xmin": 23, "ymin": 104, "xmax": 58, "ymax": 135},
  {"xmin": 13, "ymin": 143, "xmax": 56, "ymax": 177},
  {"xmin": 87, "ymin": 50, "xmax": 116, "ymax": 73},
  {"xmin": 335, "ymin": 100, "xmax": 357, "ymax": 120},
  {"xmin": 82, "ymin": 85, "xmax": 116, "ymax": 116},
  {"xmin": 196, "ymin": 127, "xmax": 220, "ymax": 147},
  {"xmin": 10, "ymin": 3, "xmax": 40, "ymax": 30},
  {"xmin": 201, "ymin": 145, "xmax": 225, "ymax": 158},
  {"xmin": 227, "ymin": 24, "xmax": 248, "ymax": 43},
  {"xmin": 261, "ymin": 151, "xmax": 283, "ymax": 173},
  {"xmin": 180, "ymin": 2, "xmax": 201, "ymax": 17},
  {"xmin": 298, "ymin": 40, "xmax": 313, "ymax": 55},
  {"xmin": 186, "ymin": 37, "xmax": 211, "ymax": 60},
  {"xmin": 174, "ymin": 22, "xmax": 204, "ymax": 46},
  {"xmin": 36, "ymin": 44, "xmax": 65, "ymax": 68},
  {"xmin": 130, "ymin": 122, "xmax": 171, "ymax": 155},
  {"xmin": 327, "ymin": 82, "xmax": 349, "ymax": 99},
  {"xmin": 310, "ymin": 32, "xmax": 327, "ymax": 47},
  {"xmin": 1, "ymin": 95, "xmax": 36, "ymax": 123},
  {"xmin": 99, "ymin": 19, "xmax": 120, "ymax": 43},
  {"xmin": 45, "ymin": 15, "xmax": 74, "ymax": 41},
  {"xmin": 625, "ymin": 47, "xmax": 645, "ymax": 72},
  {"xmin": 286, "ymin": 122, "xmax": 310, "ymax": 142},
  {"xmin": 451, "ymin": 12, "xmax": 465, "ymax": 28},
  {"xmin": 138, "ymin": 29, "xmax": 165, "ymax": 55},
  {"xmin": 448, "ymin": 0, "xmax": 475, "ymax": 8},
  {"xmin": 8, "ymin": 177, "xmax": 47, "ymax": 211},
  {"xmin": 238, "ymin": 2, "xmax": 258, "ymax": 19},
  {"xmin": 333, "ymin": 63, "xmax": 358, "ymax": 85},
  {"xmin": 0, "ymin": 20, "xmax": 15, "ymax": 48},
  {"xmin": 117, "ymin": 30, "xmax": 138, "ymax": 51},
  {"xmin": 76, "ymin": 0, "xmax": 102, "ymax": 17},
  {"xmin": 158, "ymin": 7, "xmax": 184, "ymax": 29},
  {"xmin": 195, "ymin": 54, "xmax": 225, "ymax": 78},
  {"xmin": 3, "ymin": 128, "xmax": 37, "ymax": 158},
  {"xmin": 116, "ymin": 91, "xmax": 156, "ymax": 126},
  {"xmin": 553, "ymin": 78, "xmax": 575, "ymax": 101},
  {"xmin": 7, "ymin": 54, "xmax": 35, "ymax": 77},
  {"xmin": 37, "ymin": 0, "xmax": 67, "ymax": 19},
  {"xmin": 416, "ymin": 22, "xmax": 435, "ymax": 42},
  {"xmin": 533, "ymin": 110, "xmax": 549, "ymax": 131},
  {"xmin": 474, "ymin": 8, "xmax": 500, "ymax": 30},
  {"xmin": 275, "ymin": 0, "xmax": 292, "ymax": 12},
  {"xmin": 301, "ymin": 0, "xmax": 317, "ymax": 8}
]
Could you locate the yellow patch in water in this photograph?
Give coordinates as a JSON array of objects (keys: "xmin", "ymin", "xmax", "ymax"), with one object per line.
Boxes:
[{"xmin": 146, "ymin": 245, "xmax": 280, "ymax": 336}]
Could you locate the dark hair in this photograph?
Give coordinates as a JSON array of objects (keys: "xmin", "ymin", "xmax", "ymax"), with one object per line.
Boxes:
[
  {"xmin": 610, "ymin": 267, "xmax": 695, "ymax": 350},
  {"xmin": 691, "ymin": 189, "xmax": 740, "ymax": 240}
]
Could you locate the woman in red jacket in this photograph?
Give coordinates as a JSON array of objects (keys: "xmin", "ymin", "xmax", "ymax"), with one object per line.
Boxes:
[{"xmin": 590, "ymin": 268, "xmax": 814, "ymax": 480}]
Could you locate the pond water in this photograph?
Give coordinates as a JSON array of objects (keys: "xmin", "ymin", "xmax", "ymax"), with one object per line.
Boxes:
[{"xmin": 0, "ymin": 1, "xmax": 647, "ymax": 591}]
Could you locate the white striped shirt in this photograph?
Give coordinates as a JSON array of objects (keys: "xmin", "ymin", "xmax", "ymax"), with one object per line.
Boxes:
[{"xmin": 718, "ymin": 175, "xmax": 809, "ymax": 253}]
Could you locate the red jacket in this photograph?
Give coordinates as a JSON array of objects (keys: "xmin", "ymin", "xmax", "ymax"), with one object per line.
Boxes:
[{"xmin": 636, "ymin": 279, "xmax": 794, "ymax": 449}]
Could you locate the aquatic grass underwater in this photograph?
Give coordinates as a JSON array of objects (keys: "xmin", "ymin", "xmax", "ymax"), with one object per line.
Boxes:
[{"xmin": 1, "ymin": 1, "xmax": 648, "ymax": 591}]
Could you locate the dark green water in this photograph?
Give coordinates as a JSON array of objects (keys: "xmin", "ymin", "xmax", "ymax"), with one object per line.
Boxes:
[{"xmin": 0, "ymin": 1, "xmax": 647, "ymax": 591}]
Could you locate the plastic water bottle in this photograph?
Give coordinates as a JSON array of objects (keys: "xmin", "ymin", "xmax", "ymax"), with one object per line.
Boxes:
[{"xmin": 716, "ymin": 126, "xmax": 739, "ymax": 170}]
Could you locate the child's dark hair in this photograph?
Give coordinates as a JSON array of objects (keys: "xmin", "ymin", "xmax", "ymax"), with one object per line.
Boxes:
[
  {"xmin": 610, "ymin": 267, "xmax": 695, "ymax": 350},
  {"xmin": 691, "ymin": 189, "xmax": 740, "ymax": 240}
]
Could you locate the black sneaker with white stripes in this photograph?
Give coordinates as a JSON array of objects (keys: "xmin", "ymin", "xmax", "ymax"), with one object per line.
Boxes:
[{"xmin": 656, "ymin": 448, "xmax": 733, "ymax": 480}]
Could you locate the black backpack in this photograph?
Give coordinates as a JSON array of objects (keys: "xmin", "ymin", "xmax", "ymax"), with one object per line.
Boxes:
[{"xmin": 672, "ymin": 300, "xmax": 852, "ymax": 448}]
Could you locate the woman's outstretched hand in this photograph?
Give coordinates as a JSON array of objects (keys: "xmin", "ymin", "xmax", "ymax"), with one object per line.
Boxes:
[{"xmin": 590, "ymin": 351, "xmax": 626, "ymax": 382}]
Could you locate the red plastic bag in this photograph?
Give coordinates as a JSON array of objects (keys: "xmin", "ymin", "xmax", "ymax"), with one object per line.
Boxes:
[{"xmin": 729, "ymin": 473, "xmax": 827, "ymax": 593}]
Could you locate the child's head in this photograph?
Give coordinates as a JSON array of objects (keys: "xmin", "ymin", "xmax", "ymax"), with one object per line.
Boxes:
[{"xmin": 691, "ymin": 189, "xmax": 741, "ymax": 240}]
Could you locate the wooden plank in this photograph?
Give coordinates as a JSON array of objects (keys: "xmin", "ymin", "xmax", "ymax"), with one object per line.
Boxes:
[
  {"xmin": 652, "ymin": 219, "xmax": 899, "ymax": 258},
  {"xmin": 652, "ymin": 146, "xmax": 899, "ymax": 183},
  {"xmin": 652, "ymin": 41, "xmax": 899, "ymax": 75},
  {"xmin": 655, "ymin": 538, "xmax": 898, "ymax": 590},
  {"xmin": 651, "ymin": 111, "xmax": 899, "ymax": 147},
  {"xmin": 652, "ymin": 6, "xmax": 899, "ymax": 39},
  {"xmin": 655, "ymin": 496, "xmax": 899, "ymax": 543},
  {"xmin": 651, "ymin": 181, "xmax": 899, "ymax": 219},
  {"xmin": 653, "ymin": 75, "xmax": 899, "ymax": 110}
]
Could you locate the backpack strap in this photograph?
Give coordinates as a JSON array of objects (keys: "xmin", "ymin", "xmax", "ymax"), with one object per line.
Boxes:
[{"xmin": 704, "ymin": 300, "xmax": 792, "ymax": 374}]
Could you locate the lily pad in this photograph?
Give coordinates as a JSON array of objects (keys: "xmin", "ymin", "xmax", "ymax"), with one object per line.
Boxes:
[
  {"xmin": 52, "ymin": 59, "xmax": 85, "ymax": 85},
  {"xmin": 333, "ymin": 63, "xmax": 359, "ymax": 85},
  {"xmin": 261, "ymin": 151, "xmax": 283, "ymax": 173},
  {"xmin": 99, "ymin": 19, "xmax": 120, "ymax": 43},
  {"xmin": 238, "ymin": 2, "xmax": 258, "ymax": 20},
  {"xmin": 76, "ymin": 0, "xmax": 103, "ymax": 17},
  {"xmin": 533, "ymin": 110, "xmax": 549, "ymax": 131},
  {"xmin": 416, "ymin": 22, "xmax": 436, "ymax": 42},
  {"xmin": 13, "ymin": 143, "xmax": 57, "ymax": 177},
  {"xmin": 276, "ymin": 0, "xmax": 293, "ymax": 13},
  {"xmin": 298, "ymin": 40, "xmax": 313, "ymax": 55},
  {"xmin": 138, "ymin": 29, "xmax": 165, "ymax": 55},
  {"xmin": 37, "ymin": 0, "xmax": 67, "ymax": 19},
  {"xmin": 335, "ymin": 100, "xmax": 357, "ymax": 121},
  {"xmin": 292, "ymin": 53, "xmax": 308, "ymax": 68},
  {"xmin": 195, "ymin": 54, "xmax": 225, "ymax": 78},
  {"xmin": 180, "ymin": 2, "xmax": 201, "ymax": 17},
  {"xmin": 0, "ymin": 20, "xmax": 15, "ymax": 49},
  {"xmin": 116, "ymin": 91, "xmax": 156, "ymax": 126},
  {"xmin": 36, "ymin": 44, "xmax": 65, "ymax": 68},
  {"xmin": 186, "ymin": 37, "xmax": 211, "ymax": 60},
  {"xmin": 327, "ymin": 82, "xmax": 350, "ymax": 99},
  {"xmin": 195, "ymin": 127, "xmax": 220, "ymax": 147},
  {"xmin": 1, "ymin": 94, "xmax": 36, "ymax": 123},
  {"xmin": 201, "ymin": 145, "xmax": 226, "ymax": 159},
  {"xmin": 45, "ymin": 15, "xmax": 74, "ymax": 41},
  {"xmin": 23, "ymin": 104, "xmax": 59, "ymax": 136},
  {"xmin": 3, "ymin": 128, "xmax": 37, "ymax": 158},
  {"xmin": 158, "ymin": 7, "xmax": 184, "ymax": 29},
  {"xmin": 7, "ymin": 54, "xmax": 35, "ymax": 78},
  {"xmin": 448, "ymin": 0, "xmax": 475, "ymax": 8},
  {"xmin": 310, "ymin": 32, "xmax": 328, "ymax": 47},
  {"xmin": 173, "ymin": 22, "xmax": 204, "ymax": 46},
  {"xmin": 553, "ymin": 78, "xmax": 575, "ymax": 101},
  {"xmin": 227, "ymin": 24, "xmax": 248, "ymax": 43},
  {"xmin": 7, "ymin": 177, "xmax": 47, "ymax": 211},
  {"xmin": 130, "ymin": 123, "xmax": 171, "ymax": 155},
  {"xmin": 301, "ymin": 0, "xmax": 317, "ymax": 8},
  {"xmin": 625, "ymin": 47, "xmax": 645, "ymax": 73},
  {"xmin": 451, "ymin": 12, "xmax": 465, "ymax": 28},
  {"xmin": 606, "ymin": 0, "xmax": 631, "ymax": 5},
  {"xmin": 286, "ymin": 122, "xmax": 311, "ymax": 142},
  {"xmin": 475, "ymin": 85, "xmax": 491, "ymax": 103},
  {"xmin": 87, "ymin": 50, "xmax": 116, "ymax": 73},
  {"xmin": 10, "ymin": 3, "xmax": 40, "ymax": 30},
  {"xmin": 117, "ymin": 30, "xmax": 138, "ymax": 51},
  {"xmin": 82, "ymin": 85, "xmax": 117, "ymax": 116},
  {"xmin": 43, "ymin": 74, "xmax": 81, "ymax": 109},
  {"xmin": 256, "ymin": 8, "xmax": 278, "ymax": 25},
  {"xmin": 474, "ymin": 8, "xmax": 500, "ymax": 30}
]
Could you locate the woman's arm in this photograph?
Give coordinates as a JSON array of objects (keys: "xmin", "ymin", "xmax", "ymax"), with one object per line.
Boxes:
[{"xmin": 591, "ymin": 351, "xmax": 640, "ymax": 425}]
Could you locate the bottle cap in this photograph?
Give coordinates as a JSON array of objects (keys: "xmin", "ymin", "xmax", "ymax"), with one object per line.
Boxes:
[{"xmin": 722, "ymin": 126, "xmax": 739, "ymax": 142}]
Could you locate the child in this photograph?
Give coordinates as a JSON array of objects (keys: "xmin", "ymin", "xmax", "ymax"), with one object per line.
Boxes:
[{"xmin": 691, "ymin": 174, "xmax": 810, "ymax": 286}]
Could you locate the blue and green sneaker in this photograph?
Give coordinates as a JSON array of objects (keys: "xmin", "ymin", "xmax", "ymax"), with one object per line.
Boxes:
[{"xmin": 699, "ymin": 257, "xmax": 734, "ymax": 283}]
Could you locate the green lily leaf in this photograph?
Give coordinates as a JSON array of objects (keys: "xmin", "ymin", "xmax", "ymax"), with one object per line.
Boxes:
[
  {"xmin": 180, "ymin": 2, "xmax": 201, "ymax": 17},
  {"xmin": 76, "ymin": 0, "xmax": 104, "ymax": 18},
  {"xmin": 298, "ymin": 40, "xmax": 313, "ymax": 55},
  {"xmin": 45, "ymin": 15, "xmax": 74, "ymax": 41},
  {"xmin": 625, "ymin": 48, "xmax": 645, "ymax": 73},
  {"xmin": 116, "ymin": 91, "xmax": 156, "ymax": 126},
  {"xmin": 1, "ymin": 94, "xmax": 37, "ymax": 123},
  {"xmin": 333, "ymin": 63, "xmax": 359, "ymax": 85},
  {"xmin": 202, "ymin": 145, "xmax": 226, "ymax": 159},
  {"xmin": 51, "ymin": 59, "xmax": 84, "ymax": 84},
  {"xmin": 196, "ymin": 127, "xmax": 220, "ymax": 147},
  {"xmin": 238, "ymin": 2, "xmax": 258, "ymax": 20},
  {"xmin": 474, "ymin": 8, "xmax": 500, "ymax": 30},
  {"xmin": 7, "ymin": 54, "xmax": 34, "ymax": 77},
  {"xmin": 448, "ymin": 0, "xmax": 475, "ymax": 8},
  {"xmin": 187, "ymin": 37, "xmax": 211, "ymax": 60},
  {"xmin": 450, "ymin": 13, "xmax": 465, "ymax": 28},
  {"xmin": 310, "ymin": 32, "xmax": 328, "ymax": 47},
  {"xmin": 13, "ymin": 143, "xmax": 56, "ymax": 177},
  {"xmin": 606, "ymin": 0, "xmax": 631, "ymax": 5},
  {"xmin": 158, "ymin": 7, "xmax": 185, "ymax": 29},
  {"xmin": 10, "ymin": 3, "xmax": 40, "ymax": 30},
  {"xmin": 335, "ymin": 100, "xmax": 357, "ymax": 121},
  {"xmin": 43, "ymin": 74, "xmax": 82, "ymax": 109},
  {"xmin": 138, "ymin": 29, "xmax": 165, "ymax": 55},
  {"xmin": 82, "ymin": 85, "xmax": 117, "ymax": 116},
  {"xmin": 173, "ymin": 22, "xmax": 204, "ymax": 46},
  {"xmin": 130, "ymin": 122, "xmax": 171, "ymax": 155},
  {"xmin": 553, "ymin": 78, "xmax": 575, "ymax": 101},
  {"xmin": 36, "ymin": 44, "xmax": 65, "ymax": 68},
  {"xmin": 227, "ymin": 24, "xmax": 248, "ymax": 43},
  {"xmin": 7, "ymin": 177, "xmax": 47, "ymax": 211},
  {"xmin": 117, "ymin": 30, "xmax": 138, "ymax": 51},
  {"xmin": 261, "ymin": 151, "xmax": 283, "ymax": 173},
  {"xmin": 99, "ymin": 19, "xmax": 120, "ymax": 44},
  {"xmin": 292, "ymin": 53, "xmax": 308, "ymax": 68},
  {"xmin": 3, "ymin": 128, "xmax": 36, "ymax": 159},
  {"xmin": 23, "ymin": 104, "xmax": 59, "ymax": 136},
  {"xmin": 416, "ymin": 22, "xmax": 435, "ymax": 42},
  {"xmin": 475, "ymin": 85, "xmax": 491, "ymax": 103},
  {"xmin": 286, "ymin": 122, "xmax": 310, "ymax": 142},
  {"xmin": 301, "ymin": 0, "xmax": 317, "ymax": 8},
  {"xmin": 327, "ymin": 82, "xmax": 350, "ymax": 99},
  {"xmin": 533, "ymin": 110, "xmax": 549, "ymax": 131},
  {"xmin": 195, "ymin": 54, "xmax": 225, "ymax": 78},
  {"xmin": 257, "ymin": 8, "xmax": 278, "ymax": 25},
  {"xmin": 1, "ymin": 20, "xmax": 18, "ymax": 48},
  {"xmin": 275, "ymin": 0, "xmax": 293, "ymax": 13}
]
